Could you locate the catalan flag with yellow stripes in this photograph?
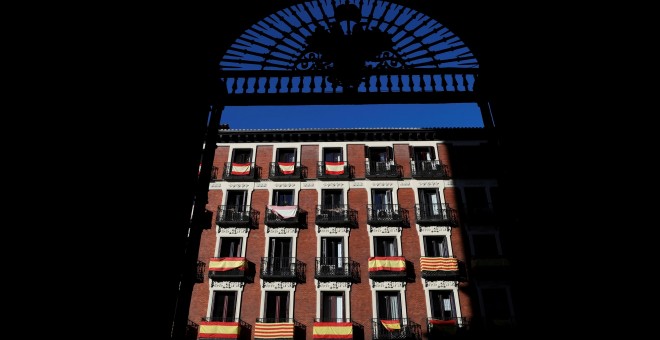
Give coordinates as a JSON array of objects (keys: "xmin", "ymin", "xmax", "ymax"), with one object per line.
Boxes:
[
  {"xmin": 198, "ymin": 321, "xmax": 241, "ymax": 338},
  {"xmin": 368, "ymin": 257, "xmax": 406, "ymax": 271},
  {"xmin": 209, "ymin": 257, "xmax": 247, "ymax": 271},
  {"xmin": 254, "ymin": 322, "xmax": 294, "ymax": 339},
  {"xmin": 420, "ymin": 257, "xmax": 458, "ymax": 271},
  {"xmin": 312, "ymin": 322, "xmax": 352, "ymax": 339}
]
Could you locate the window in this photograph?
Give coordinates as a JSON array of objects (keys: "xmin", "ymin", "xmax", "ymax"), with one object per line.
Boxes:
[
  {"xmin": 321, "ymin": 291, "xmax": 345, "ymax": 322},
  {"xmin": 471, "ymin": 233, "xmax": 500, "ymax": 257},
  {"xmin": 412, "ymin": 146, "xmax": 435, "ymax": 163},
  {"xmin": 226, "ymin": 190, "xmax": 247, "ymax": 211},
  {"xmin": 268, "ymin": 237, "xmax": 292, "ymax": 273},
  {"xmin": 481, "ymin": 287, "xmax": 512, "ymax": 320},
  {"xmin": 323, "ymin": 147, "xmax": 343, "ymax": 162},
  {"xmin": 232, "ymin": 148, "xmax": 252, "ymax": 163},
  {"xmin": 272, "ymin": 190, "xmax": 294, "ymax": 206},
  {"xmin": 322, "ymin": 189, "xmax": 343, "ymax": 209},
  {"xmin": 277, "ymin": 148, "xmax": 296, "ymax": 162},
  {"xmin": 429, "ymin": 291, "xmax": 455, "ymax": 320},
  {"xmin": 372, "ymin": 189, "xmax": 393, "ymax": 212},
  {"xmin": 265, "ymin": 291, "xmax": 289, "ymax": 321},
  {"xmin": 374, "ymin": 236, "xmax": 398, "ymax": 256},
  {"xmin": 424, "ymin": 236, "xmax": 449, "ymax": 257},
  {"xmin": 320, "ymin": 237, "xmax": 344, "ymax": 268},
  {"xmin": 211, "ymin": 291, "xmax": 237, "ymax": 321},
  {"xmin": 419, "ymin": 188, "xmax": 441, "ymax": 216},
  {"xmin": 366, "ymin": 146, "xmax": 393, "ymax": 172},
  {"xmin": 218, "ymin": 237, "xmax": 242, "ymax": 257},
  {"xmin": 376, "ymin": 291, "xmax": 402, "ymax": 319}
]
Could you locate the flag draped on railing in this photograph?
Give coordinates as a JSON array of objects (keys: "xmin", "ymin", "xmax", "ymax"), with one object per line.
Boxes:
[
  {"xmin": 230, "ymin": 163, "xmax": 251, "ymax": 175},
  {"xmin": 420, "ymin": 257, "xmax": 458, "ymax": 271},
  {"xmin": 268, "ymin": 205, "xmax": 298, "ymax": 219},
  {"xmin": 368, "ymin": 257, "xmax": 406, "ymax": 271},
  {"xmin": 209, "ymin": 257, "xmax": 247, "ymax": 271},
  {"xmin": 325, "ymin": 162, "xmax": 344, "ymax": 175},
  {"xmin": 380, "ymin": 320, "xmax": 401, "ymax": 331},
  {"xmin": 198, "ymin": 321, "xmax": 241, "ymax": 338},
  {"xmin": 277, "ymin": 162, "xmax": 295, "ymax": 174},
  {"xmin": 312, "ymin": 322, "xmax": 352, "ymax": 339},
  {"xmin": 254, "ymin": 322, "xmax": 294, "ymax": 339}
]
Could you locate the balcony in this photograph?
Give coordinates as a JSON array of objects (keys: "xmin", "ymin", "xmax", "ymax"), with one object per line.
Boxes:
[
  {"xmin": 314, "ymin": 257, "xmax": 359, "ymax": 282},
  {"xmin": 260, "ymin": 257, "xmax": 306, "ymax": 282},
  {"xmin": 426, "ymin": 317, "xmax": 469, "ymax": 337},
  {"xmin": 470, "ymin": 256, "xmax": 511, "ymax": 278},
  {"xmin": 313, "ymin": 319, "xmax": 358, "ymax": 339},
  {"xmin": 216, "ymin": 205, "xmax": 257, "ymax": 228},
  {"xmin": 315, "ymin": 205, "xmax": 358, "ymax": 227},
  {"xmin": 208, "ymin": 257, "xmax": 255, "ymax": 282},
  {"xmin": 368, "ymin": 256, "xmax": 407, "ymax": 281},
  {"xmin": 367, "ymin": 204, "xmax": 408, "ymax": 227},
  {"xmin": 414, "ymin": 204, "xmax": 457, "ymax": 226},
  {"xmin": 255, "ymin": 318, "xmax": 305, "ymax": 340},
  {"xmin": 317, "ymin": 161, "xmax": 353, "ymax": 180},
  {"xmin": 365, "ymin": 161, "xmax": 402, "ymax": 179},
  {"xmin": 371, "ymin": 318, "xmax": 421, "ymax": 340},
  {"xmin": 268, "ymin": 162, "xmax": 305, "ymax": 180},
  {"xmin": 195, "ymin": 260, "xmax": 205, "ymax": 283},
  {"xmin": 199, "ymin": 317, "xmax": 250, "ymax": 340},
  {"xmin": 222, "ymin": 162, "xmax": 259, "ymax": 181},
  {"xmin": 420, "ymin": 257, "xmax": 467, "ymax": 281},
  {"xmin": 265, "ymin": 205, "xmax": 307, "ymax": 228},
  {"xmin": 410, "ymin": 160, "xmax": 449, "ymax": 179}
]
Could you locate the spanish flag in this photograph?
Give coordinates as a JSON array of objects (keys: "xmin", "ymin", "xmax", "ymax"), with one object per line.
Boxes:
[
  {"xmin": 429, "ymin": 319, "xmax": 457, "ymax": 334},
  {"xmin": 381, "ymin": 320, "xmax": 401, "ymax": 331},
  {"xmin": 420, "ymin": 257, "xmax": 458, "ymax": 271},
  {"xmin": 368, "ymin": 257, "xmax": 406, "ymax": 271},
  {"xmin": 198, "ymin": 321, "xmax": 241, "ymax": 338},
  {"xmin": 254, "ymin": 322, "xmax": 294, "ymax": 339},
  {"xmin": 230, "ymin": 163, "xmax": 251, "ymax": 175},
  {"xmin": 209, "ymin": 257, "xmax": 247, "ymax": 271},
  {"xmin": 312, "ymin": 322, "xmax": 352, "ymax": 339},
  {"xmin": 325, "ymin": 161, "xmax": 345, "ymax": 175},
  {"xmin": 278, "ymin": 162, "xmax": 295, "ymax": 174}
]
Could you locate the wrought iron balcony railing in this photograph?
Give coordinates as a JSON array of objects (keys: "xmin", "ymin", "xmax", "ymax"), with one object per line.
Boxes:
[
  {"xmin": 367, "ymin": 204, "xmax": 408, "ymax": 226},
  {"xmin": 315, "ymin": 205, "xmax": 358, "ymax": 227},
  {"xmin": 195, "ymin": 260, "xmax": 205, "ymax": 283},
  {"xmin": 410, "ymin": 160, "xmax": 449, "ymax": 179},
  {"xmin": 222, "ymin": 162, "xmax": 259, "ymax": 181},
  {"xmin": 216, "ymin": 205, "xmax": 257, "ymax": 228},
  {"xmin": 371, "ymin": 318, "xmax": 421, "ymax": 340},
  {"xmin": 414, "ymin": 203, "xmax": 457, "ymax": 226},
  {"xmin": 265, "ymin": 205, "xmax": 306, "ymax": 228},
  {"xmin": 365, "ymin": 161, "xmax": 402, "ymax": 179},
  {"xmin": 420, "ymin": 256, "xmax": 467, "ymax": 281},
  {"xmin": 426, "ymin": 317, "xmax": 469, "ymax": 337},
  {"xmin": 254, "ymin": 319, "xmax": 305, "ymax": 340},
  {"xmin": 314, "ymin": 257, "xmax": 359, "ymax": 281},
  {"xmin": 268, "ymin": 162, "xmax": 305, "ymax": 180},
  {"xmin": 199, "ymin": 318, "xmax": 250, "ymax": 340},
  {"xmin": 260, "ymin": 257, "xmax": 305, "ymax": 282},
  {"xmin": 317, "ymin": 161, "xmax": 353, "ymax": 179}
]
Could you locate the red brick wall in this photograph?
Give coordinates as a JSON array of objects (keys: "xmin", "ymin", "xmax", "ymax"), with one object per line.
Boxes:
[
  {"xmin": 347, "ymin": 188, "xmax": 371, "ymax": 328},
  {"xmin": 214, "ymin": 146, "xmax": 230, "ymax": 170},
  {"xmin": 256, "ymin": 145, "xmax": 273, "ymax": 179},
  {"xmin": 301, "ymin": 145, "xmax": 319, "ymax": 179},
  {"xmin": 437, "ymin": 143, "xmax": 452, "ymax": 178},
  {"xmin": 296, "ymin": 189, "xmax": 319, "ymax": 339},
  {"xmin": 394, "ymin": 144, "xmax": 411, "ymax": 178},
  {"xmin": 443, "ymin": 186, "xmax": 472, "ymax": 318},
  {"xmin": 242, "ymin": 190, "xmax": 269, "ymax": 325},
  {"xmin": 348, "ymin": 144, "xmax": 365, "ymax": 178}
]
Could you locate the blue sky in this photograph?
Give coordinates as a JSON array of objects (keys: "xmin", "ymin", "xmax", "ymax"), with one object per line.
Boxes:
[{"xmin": 221, "ymin": 103, "xmax": 484, "ymax": 129}]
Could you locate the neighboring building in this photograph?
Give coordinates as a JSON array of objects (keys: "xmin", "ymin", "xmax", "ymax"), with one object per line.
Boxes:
[{"xmin": 187, "ymin": 127, "xmax": 516, "ymax": 339}]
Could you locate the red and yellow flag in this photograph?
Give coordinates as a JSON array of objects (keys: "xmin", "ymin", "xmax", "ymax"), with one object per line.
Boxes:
[
  {"xmin": 380, "ymin": 320, "xmax": 401, "ymax": 331},
  {"xmin": 230, "ymin": 163, "xmax": 251, "ymax": 175},
  {"xmin": 325, "ymin": 162, "xmax": 345, "ymax": 175},
  {"xmin": 420, "ymin": 257, "xmax": 458, "ymax": 271},
  {"xmin": 278, "ymin": 162, "xmax": 295, "ymax": 174},
  {"xmin": 209, "ymin": 257, "xmax": 247, "ymax": 271},
  {"xmin": 312, "ymin": 322, "xmax": 352, "ymax": 339},
  {"xmin": 254, "ymin": 322, "xmax": 294, "ymax": 339},
  {"xmin": 368, "ymin": 257, "xmax": 406, "ymax": 271},
  {"xmin": 198, "ymin": 321, "xmax": 241, "ymax": 338}
]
